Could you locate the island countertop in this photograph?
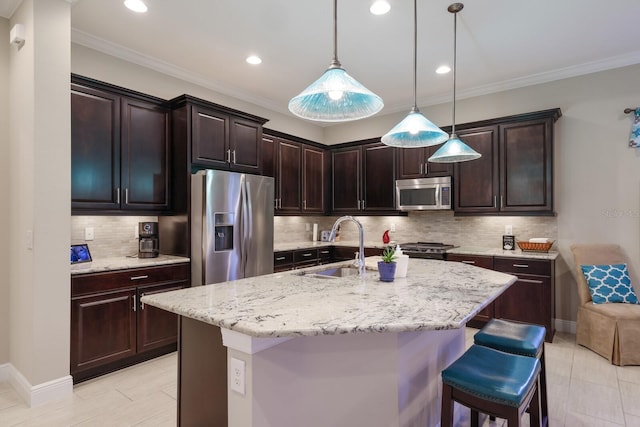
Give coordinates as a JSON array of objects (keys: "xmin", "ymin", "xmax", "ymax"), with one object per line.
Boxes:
[{"xmin": 141, "ymin": 257, "xmax": 516, "ymax": 339}]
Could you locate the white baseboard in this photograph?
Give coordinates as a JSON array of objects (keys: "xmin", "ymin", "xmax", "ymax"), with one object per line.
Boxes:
[
  {"xmin": 555, "ymin": 318, "xmax": 577, "ymax": 334},
  {"xmin": 6, "ymin": 363, "xmax": 72, "ymax": 407}
]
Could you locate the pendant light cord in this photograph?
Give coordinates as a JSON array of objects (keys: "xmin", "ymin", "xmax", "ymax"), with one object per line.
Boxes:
[
  {"xmin": 330, "ymin": 0, "xmax": 341, "ymax": 68},
  {"xmin": 412, "ymin": 0, "xmax": 418, "ymax": 111},
  {"xmin": 451, "ymin": 7, "xmax": 458, "ymax": 136}
]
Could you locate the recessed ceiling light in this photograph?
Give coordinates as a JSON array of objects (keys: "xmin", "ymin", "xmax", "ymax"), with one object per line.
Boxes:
[
  {"xmin": 436, "ymin": 65, "xmax": 451, "ymax": 74},
  {"xmin": 246, "ymin": 55, "xmax": 262, "ymax": 65},
  {"xmin": 124, "ymin": 0, "xmax": 148, "ymax": 13},
  {"xmin": 370, "ymin": 0, "xmax": 391, "ymax": 15}
]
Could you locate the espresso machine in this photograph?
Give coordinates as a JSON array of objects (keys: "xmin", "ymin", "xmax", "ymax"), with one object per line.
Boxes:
[{"xmin": 138, "ymin": 221, "xmax": 159, "ymax": 258}]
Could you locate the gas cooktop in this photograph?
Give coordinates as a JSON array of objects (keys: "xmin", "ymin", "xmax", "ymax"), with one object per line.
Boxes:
[{"xmin": 399, "ymin": 242, "xmax": 456, "ymax": 260}]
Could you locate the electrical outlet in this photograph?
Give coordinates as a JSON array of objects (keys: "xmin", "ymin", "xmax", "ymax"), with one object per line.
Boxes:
[
  {"xmin": 305, "ymin": 223, "xmax": 311, "ymax": 232},
  {"xmin": 230, "ymin": 357, "xmax": 246, "ymax": 395},
  {"xmin": 85, "ymin": 227, "xmax": 94, "ymax": 241},
  {"xmin": 390, "ymin": 223, "xmax": 396, "ymax": 232},
  {"xmin": 134, "ymin": 225, "xmax": 139, "ymax": 239}
]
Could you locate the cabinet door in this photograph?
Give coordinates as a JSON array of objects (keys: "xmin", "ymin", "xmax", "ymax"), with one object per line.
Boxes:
[
  {"xmin": 191, "ymin": 105, "xmax": 229, "ymax": 168},
  {"xmin": 302, "ymin": 146, "xmax": 325, "ymax": 213},
  {"xmin": 277, "ymin": 139, "xmax": 302, "ymax": 213},
  {"xmin": 494, "ymin": 275, "xmax": 552, "ymax": 335},
  {"xmin": 70, "ymin": 289, "xmax": 136, "ymax": 375},
  {"xmin": 500, "ymin": 119, "xmax": 553, "ymax": 212},
  {"xmin": 454, "ymin": 126, "xmax": 499, "ymax": 213},
  {"xmin": 397, "ymin": 147, "xmax": 426, "ymax": 179},
  {"xmin": 230, "ymin": 117, "xmax": 262, "ymax": 173},
  {"xmin": 332, "ymin": 148, "xmax": 361, "ymax": 212},
  {"xmin": 261, "ymin": 135, "xmax": 276, "ymax": 178},
  {"xmin": 425, "ymin": 145, "xmax": 453, "ymax": 176},
  {"xmin": 137, "ymin": 282, "xmax": 185, "ymax": 353},
  {"xmin": 71, "ymin": 84, "xmax": 121, "ymax": 210},
  {"xmin": 121, "ymin": 98, "xmax": 171, "ymax": 211},
  {"xmin": 363, "ymin": 143, "xmax": 396, "ymax": 211}
]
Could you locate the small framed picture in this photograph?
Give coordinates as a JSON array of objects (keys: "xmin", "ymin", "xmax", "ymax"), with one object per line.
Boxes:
[{"xmin": 70, "ymin": 244, "xmax": 92, "ymax": 264}]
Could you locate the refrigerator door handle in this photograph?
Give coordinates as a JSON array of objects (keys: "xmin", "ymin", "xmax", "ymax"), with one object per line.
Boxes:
[{"xmin": 239, "ymin": 175, "xmax": 250, "ymax": 276}]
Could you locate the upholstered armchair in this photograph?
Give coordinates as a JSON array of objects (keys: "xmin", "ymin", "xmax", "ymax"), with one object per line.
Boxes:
[{"xmin": 571, "ymin": 244, "xmax": 640, "ymax": 365}]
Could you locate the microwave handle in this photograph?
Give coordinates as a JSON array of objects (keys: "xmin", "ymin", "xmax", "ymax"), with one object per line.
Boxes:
[{"xmin": 435, "ymin": 185, "xmax": 440, "ymax": 206}]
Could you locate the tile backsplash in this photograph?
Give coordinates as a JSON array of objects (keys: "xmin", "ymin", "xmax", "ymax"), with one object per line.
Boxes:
[
  {"xmin": 275, "ymin": 211, "xmax": 557, "ymax": 249},
  {"xmin": 71, "ymin": 216, "xmax": 158, "ymax": 259}
]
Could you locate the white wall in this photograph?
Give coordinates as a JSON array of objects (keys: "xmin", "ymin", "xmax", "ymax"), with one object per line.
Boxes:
[
  {"xmin": 0, "ymin": 17, "xmax": 10, "ymax": 365},
  {"xmin": 9, "ymin": 0, "xmax": 71, "ymax": 393}
]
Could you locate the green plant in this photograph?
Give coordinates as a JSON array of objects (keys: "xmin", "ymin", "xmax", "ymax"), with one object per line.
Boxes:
[{"xmin": 380, "ymin": 246, "xmax": 396, "ymax": 263}]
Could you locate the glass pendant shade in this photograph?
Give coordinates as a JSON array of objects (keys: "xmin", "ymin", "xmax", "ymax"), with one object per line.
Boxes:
[
  {"xmin": 288, "ymin": 66, "xmax": 384, "ymax": 122},
  {"xmin": 429, "ymin": 134, "xmax": 482, "ymax": 162},
  {"xmin": 381, "ymin": 108, "xmax": 448, "ymax": 147}
]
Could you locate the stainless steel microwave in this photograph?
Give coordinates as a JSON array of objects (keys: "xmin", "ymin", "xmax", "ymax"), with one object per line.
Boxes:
[{"xmin": 395, "ymin": 176, "xmax": 452, "ymax": 211}]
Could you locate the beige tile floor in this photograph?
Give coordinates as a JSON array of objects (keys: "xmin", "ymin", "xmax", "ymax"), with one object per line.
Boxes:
[{"xmin": 0, "ymin": 329, "xmax": 639, "ymax": 426}]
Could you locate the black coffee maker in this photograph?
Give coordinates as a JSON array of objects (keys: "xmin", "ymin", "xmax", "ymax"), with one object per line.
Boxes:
[{"xmin": 138, "ymin": 222, "xmax": 159, "ymax": 258}]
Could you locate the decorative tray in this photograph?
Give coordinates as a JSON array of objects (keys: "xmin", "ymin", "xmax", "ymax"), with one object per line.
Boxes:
[{"xmin": 516, "ymin": 240, "xmax": 554, "ymax": 253}]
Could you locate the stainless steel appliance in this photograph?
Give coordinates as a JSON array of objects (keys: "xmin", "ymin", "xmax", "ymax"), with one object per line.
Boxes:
[
  {"xmin": 138, "ymin": 221, "xmax": 159, "ymax": 258},
  {"xmin": 400, "ymin": 242, "xmax": 456, "ymax": 260},
  {"xmin": 191, "ymin": 169, "xmax": 274, "ymax": 286},
  {"xmin": 395, "ymin": 176, "xmax": 452, "ymax": 211}
]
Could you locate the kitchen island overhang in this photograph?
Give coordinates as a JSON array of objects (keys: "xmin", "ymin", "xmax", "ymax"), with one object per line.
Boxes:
[{"xmin": 142, "ymin": 258, "xmax": 517, "ymax": 427}]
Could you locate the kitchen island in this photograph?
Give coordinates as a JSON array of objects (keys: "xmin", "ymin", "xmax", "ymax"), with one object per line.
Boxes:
[{"xmin": 141, "ymin": 257, "xmax": 517, "ymax": 427}]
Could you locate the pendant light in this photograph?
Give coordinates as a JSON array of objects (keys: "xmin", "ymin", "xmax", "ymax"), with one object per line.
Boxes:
[
  {"xmin": 429, "ymin": 3, "xmax": 481, "ymax": 163},
  {"xmin": 288, "ymin": 0, "xmax": 384, "ymax": 122},
  {"xmin": 381, "ymin": 0, "xmax": 448, "ymax": 148}
]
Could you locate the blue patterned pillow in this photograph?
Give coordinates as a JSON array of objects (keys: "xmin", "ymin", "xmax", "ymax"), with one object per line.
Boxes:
[{"xmin": 580, "ymin": 264, "xmax": 639, "ymax": 304}]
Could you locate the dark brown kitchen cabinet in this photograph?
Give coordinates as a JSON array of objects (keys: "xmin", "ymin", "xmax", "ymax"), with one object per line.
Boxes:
[
  {"xmin": 71, "ymin": 263, "xmax": 189, "ymax": 383},
  {"xmin": 71, "ymin": 76, "xmax": 171, "ymax": 213},
  {"xmin": 332, "ymin": 141, "xmax": 397, "ymax": 213},
  {"xmin": 446, "ymin": 254, "xmax": 495, "ymax": 328},
  {"xmin": 262, "ymin": 130, "xmax": 327, "ymax": 215},
  {"xmin": 398, "ymin": 145, "xmax": 452, "ymax": 179},
  {"xmin": 454, "ymin": 109, "xmax": 561, "ymax": 215},
  {"xmin": 493, "ymin": 257, "xmax": 555, "ymax": 342},
  {"xmin": 189, "ymin": 102, "xmax": 264, "ymax": 173}
]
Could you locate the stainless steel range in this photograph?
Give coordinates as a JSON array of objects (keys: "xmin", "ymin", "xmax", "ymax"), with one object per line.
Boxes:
[{"xmin": 399, "ymin": 242, "xmax": 456, "ymax": 260}]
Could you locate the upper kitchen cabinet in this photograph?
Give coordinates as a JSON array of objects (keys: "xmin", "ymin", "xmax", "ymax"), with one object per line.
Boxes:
[
  {"xmin": 71, "ymin": 75, "xmax": 170, "ymax": 214},
  {"xmin": 262, "ymin": 130, "xmax": 327, "ymax": 215},
  {"xmin": 332, "ymin": 141, "xmax": 398, "ymax": 214},
  {"xmin": 171, "ymin": 95, "xmax": 268, "ymax": 174},
  {"xmin": 397, "ymin": 145, "xmax": 452, "ymax": 179},
  {"xmin": 454, "ymin": 109, "xmax": 561, "ymax": 215}
]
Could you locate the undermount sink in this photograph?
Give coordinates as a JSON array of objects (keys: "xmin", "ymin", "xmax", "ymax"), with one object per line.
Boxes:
[{"xmin": 295, "ymin": 266, "xmax": 360, "ymax": 279}]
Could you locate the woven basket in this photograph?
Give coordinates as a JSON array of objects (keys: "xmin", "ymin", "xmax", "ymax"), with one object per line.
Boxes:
[{"xmin": 516, "ymin": 240, "xmax": 554, "ymax": 253}]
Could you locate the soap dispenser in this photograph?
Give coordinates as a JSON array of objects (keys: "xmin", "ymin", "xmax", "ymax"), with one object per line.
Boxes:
[{"xmin": 395, "ymin": 245, "xmax": 409, "ymax": 278}]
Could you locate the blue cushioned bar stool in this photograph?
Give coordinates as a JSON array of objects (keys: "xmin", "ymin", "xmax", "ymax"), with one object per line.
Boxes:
[
  {"xmin": 474, "ymin": 319, "xmax": 548, "ymax": 426},
  {"xmin": 441, "ymin": 344, "xmax": 542, "ymax": 427}
]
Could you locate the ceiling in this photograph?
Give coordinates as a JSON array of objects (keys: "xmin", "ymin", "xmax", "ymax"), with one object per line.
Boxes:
[{"xmin": 4, "ymin": 0, "xmax": 640, "ymax": 123}]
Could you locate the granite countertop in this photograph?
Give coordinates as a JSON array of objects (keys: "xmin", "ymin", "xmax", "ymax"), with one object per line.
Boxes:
[
  {"xmin": 141, "ymin": 257, "xmax": 516, "ymax": 339},
  {"xmin": 447, "ymin": 246, "xmax": 559, "ymax": 260},
  {"xmin": 70, "ymin": 254, "xmax": 190, "ymax": 275}
]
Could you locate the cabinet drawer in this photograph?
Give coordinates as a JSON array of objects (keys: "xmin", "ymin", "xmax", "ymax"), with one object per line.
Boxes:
[
  {"xmin": 447, "ymin": 254, "xmax": 494, "ymax": 269},
  {"xmin": 72, "ymin": 263, "xmax": 190, "ymax": 297},
  {"xmin": 318, "ymin": 247, "xmax": 333, "ymax": 263},
  {"xmin": 293, "ymin": 249, "xmax": 319, "ymax": 264},
  {"xmin": 493, "ymin": 257, "xmax": 551, "ymax": 277},
  {"xmin": 274, "ymin": 251, "xmax": 293, "ymax": 267}
]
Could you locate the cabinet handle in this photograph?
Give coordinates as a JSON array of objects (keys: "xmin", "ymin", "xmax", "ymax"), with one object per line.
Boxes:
[
  {"xmin": 116, "ymin": 188, "xmax": 120, "ymax": 204},
  {"xmin": 420, "ymin": 163, "xmax": 424, "ymax": 175},
  {"xmin": 320, "ymin": 250, "xmax": 330, "ymax": 254},
  {"xmin": 130, "ymin": 275, "xmax": 149, "ymax": 280},
  {"xmin": 232, "ymin": 150, "xmax": 237, "ymax": 164},
  {"xmin": 125, "ymin": 188, "xmax": 129, "ymax": 205},
  {"xmin": 140, "ymin": 293, "xmax": 145, "ymax": 310},
  {"xmin": 303, "ymin": 200, "xmax": 307, "ymax": 210},
  {"xmin": 424, "ymin": 162, "xmax": 428, "ymax": 175},
  {"xmin": 461, "ymin": 260, "xmax": 476, "ymax": 264},
  {"xmin": 513, "ymin": 264, "xmax": 529, "ymax": 268},
  {"xmin": 275, "ymin": 256, "xmax": 286, "ymax": 261},
  {"xmin": 279, "ymin": 198, "xmax": 282, "ymax": 209},
  {"xmin": 226, "ymin": 149, "xmax": 231, "ymax": 163},
  {"xmin": 357, "ymin": 200, "xmax": 360, "ymax": 210},
  {"xmin": 361, "ymin": 200, "xmax": 365, "ymax": 210},
  {"xmin": 493, "ymin": 196, "xmax": 497, "ymax": 208},
  {"xmin": 275, "ymin": 198, "xmax": 278, "ymax": 209},
  {"xmin": 132, "ymin": 294, "xmax": 136, "ymax": 312},
  {"xmin": 518, "ymin": 278, "xmax": 544, "ymax": 284},
  {"xmin": 302, "ymin": 253, "xmax": 313, "ymax": 257}
]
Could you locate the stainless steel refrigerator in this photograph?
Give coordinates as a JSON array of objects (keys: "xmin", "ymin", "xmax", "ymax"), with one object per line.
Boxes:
[{"xmin": 191, "ymin": 169, "xmax": 274, "ymax": 286}]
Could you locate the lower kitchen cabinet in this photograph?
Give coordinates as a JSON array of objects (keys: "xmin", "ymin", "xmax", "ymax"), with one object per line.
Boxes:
[
  {"xmin": 71, "ymin": 263, "xmax": 189, "ymax": 383},
  {"xmin": 447, "ymin": 254, "xmax": 555, "ymax": 342}
]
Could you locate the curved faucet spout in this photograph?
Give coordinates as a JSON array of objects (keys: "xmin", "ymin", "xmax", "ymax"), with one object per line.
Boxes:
[{"xmin": 329, "ymin": 216, "xmax": 366, "ymax": 276}]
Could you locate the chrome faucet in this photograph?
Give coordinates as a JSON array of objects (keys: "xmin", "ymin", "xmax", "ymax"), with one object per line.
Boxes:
[{"xmin": 329, "ymin": 216, "xmax": 366, "ymax": 276}]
